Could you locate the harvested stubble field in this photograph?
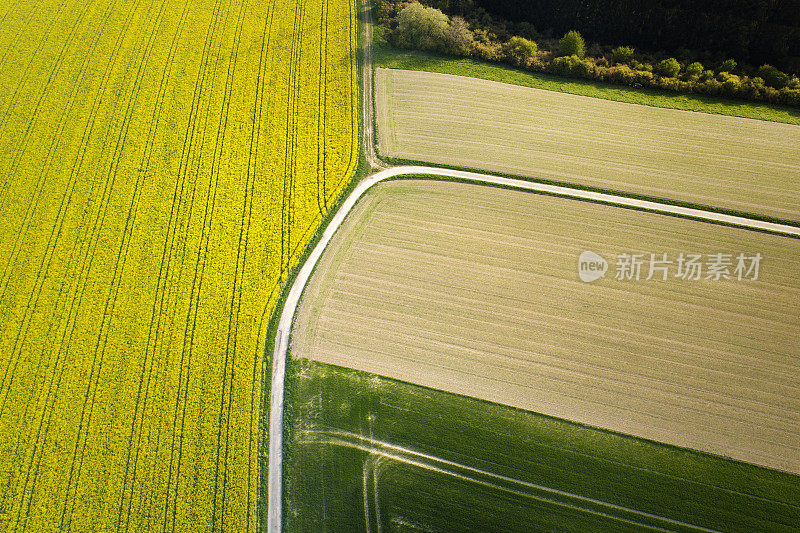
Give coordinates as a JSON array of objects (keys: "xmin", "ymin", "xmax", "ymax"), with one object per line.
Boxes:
[
  {"xmin": 292, "ymin": 179, "xmax": 800, "ymax": 475},
  {"xmin": 376, "ymin": 68, "xmax": 800, "ymax": 222},
  {"xmin": 0, "ymin": 0, "xmax": 356, "ymax": 530}
]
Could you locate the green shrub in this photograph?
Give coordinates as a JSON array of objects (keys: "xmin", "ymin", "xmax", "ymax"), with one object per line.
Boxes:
[
  {"xmin": 594, "ymin": 64, "xmax": 611, "ymax": 81},
  {"xmin": 574, "ymin": 58, "xmax": 595, "ymax": 78},
  {"xmin": 559, "ymin": 30, "xmax": 586, "ymax": 59},
  {"xmin": 610, "ymin": 65, "xmax": 637, "ymax": 85},
  {"xmin": 548, "ymin": 54, "xmax": 585, "ymax": 76},
  {"xmin": 703, "ymin": 78, "xmax": 722, "ymax": 95},
  {"xmin": 780, "ymin": 87, "xmax": 800, "ymax": 105},
  {"xmin": 740, "ymin": 77, "xmax": 766, "ymax": 99},
  {"xmin": 501, "ymin": 36, "xmax": 538, "ymax": 67},
  {"xmin": 527, "ymin": 56, "xmax": 549, "ymax": 72},
  {"xmin": 718, "ymin": 58, "xmax": 737, "ymax": 73},
  {"xmin": 655, "ymin": 57, "xmax": 681, "ymax": 77},
  {"xmin": 635, "ymin": 70, "xmax": 654, "ymax": 84},
  {"xmin": 762, "ymin": 86, "xmax": 781, "ymax": 103},
  {"xmin": 757, "ymin": 64, "xmax": 789, "ymax": 89},
  {"xmin": 685, "ymin": 62, "xmax": 704, "ymax": 77},
  {"xmin": 444, "ymin": 16, "xmax": 473, "ymax": 55},
  {"xmin": 611, "ymin": 46, "xmax": 634, "ymax": 64},
  {"xmin": 375, "ymin": 0, "xmax": 397, "ymax": 24},
  {"xmin": 548, "ymin": 55, "xmax": 575, "ymax": 76},
  {"xmin": 655, "ymin": 75, "xmax": 688, "ymax": 92},
  {"xmin": 720, "ymin": 77, "xmax": 741, "ymax": 97},
  {"xmin": 393, "ymin": 2, "xmax": 449, "ymax": 52},
  {"xmin": 470, "ymin": 40, "xmax": 501, "ymax": 62},
  {"xmin": 717, "ymin": 71, "xmax": 739, "ymax": 83}
]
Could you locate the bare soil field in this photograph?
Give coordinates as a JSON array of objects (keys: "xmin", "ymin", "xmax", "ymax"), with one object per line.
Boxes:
[
  {"xmin": 291, "ymin": 179, "xmax": 800, "ymax": 474},
  {"xmin": 375, "ymin": 68, "xmax": 800, "ymax": 222}
]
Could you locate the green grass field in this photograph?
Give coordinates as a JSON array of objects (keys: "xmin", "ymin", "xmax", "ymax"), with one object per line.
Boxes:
[
  {"xmin": 373, "ymin": 38, "xmax": 800, "ymax": 126},
  {"xmin": 285, "ymin": 360, "xmax": 800, "ymax": 532}
]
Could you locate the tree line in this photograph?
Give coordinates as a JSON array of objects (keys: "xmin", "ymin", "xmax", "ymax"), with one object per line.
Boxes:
[
  {"xmin": 446, "ymin": 0, "xmax": 800, "ymax": 75},
  {"xmin": 378, "ymin": 1, "xmax": 800, "ymax": 106}
]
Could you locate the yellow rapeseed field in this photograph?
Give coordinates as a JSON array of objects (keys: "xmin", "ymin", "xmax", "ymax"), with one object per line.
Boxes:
[{"xmin": 0, "ymin": 0, "xmax": 357, "ymax": 530}]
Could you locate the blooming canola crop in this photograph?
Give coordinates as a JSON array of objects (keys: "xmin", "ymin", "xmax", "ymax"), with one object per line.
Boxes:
[{"xmin": 0, "ymin": 0, "xmax": 357, "ymax": 530}]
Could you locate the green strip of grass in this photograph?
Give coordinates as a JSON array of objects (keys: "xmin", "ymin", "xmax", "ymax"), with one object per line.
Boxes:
[
  {"xmin": 373, "ymin": 40, "xmax": 800, "ymax": 126},
  {"xmin": 286, "ymin": 361, "xmax": 800, "ymax": 532}
]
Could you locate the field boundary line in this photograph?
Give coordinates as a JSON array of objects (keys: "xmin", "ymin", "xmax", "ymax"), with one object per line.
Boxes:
[
  {"xmin": 360, "ymin": 0, "xmax": 383, "ymax": 170},
  {"xmin": 266, "ymin": 163, "xmax": 800, "ymax": 532}
]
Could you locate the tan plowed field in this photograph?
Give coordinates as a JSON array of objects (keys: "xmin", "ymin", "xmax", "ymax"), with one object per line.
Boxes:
[
  {"xmin": 291, "ymin": 179, "xmax": 800, "ymax": 474},
  {"xmin": 376, "ymin": 68, "xmax": 800, "ymax": 222}
]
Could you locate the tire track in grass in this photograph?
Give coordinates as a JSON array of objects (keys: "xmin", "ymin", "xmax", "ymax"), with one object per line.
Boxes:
[
  {"xmin": 114, "ymin": 2, "xmax": 191, "ymax": 530},
  {"xmin": 310, "ymin": 430, "xmax": 721, "ymax": 533},
  {"xmin": 155, "ymin": 0, "xmax": 227, "ymax": 528}
]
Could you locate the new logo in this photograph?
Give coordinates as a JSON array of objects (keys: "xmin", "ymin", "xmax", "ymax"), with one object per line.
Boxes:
[{"xmin": 578, "ymin": 251, "xmax": 608, "ymax": 282}]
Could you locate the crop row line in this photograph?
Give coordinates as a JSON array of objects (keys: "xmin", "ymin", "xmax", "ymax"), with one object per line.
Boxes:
[
  {"xmin": 244, "ymin": 3, "xmax": 279, "ymax": 529},
  {"xmin": 24, "ymin": 0, "xmax": 172, "ymax": 525},
  {"xmin": 0, "ymin": 0, "xmax": 123, "ymax": 517},
  {"xmin": 315, "ymin": 0, "xmax": 329, "ymax": 215},
  {"xmin": 57, "ymin": 0, "xmax": 166, "ymax": 528},
  {"xmin": 112, "ymin": 1, "xmax": 192, "ymax": 530},
  {"xmin": 0, "ymin": 0, "xmax": 70, "ymax": 142},
  {"xmin": 0, "ymin": 0, "xmax": 143, "ymax": 524},
  {"xmin": 208, "ymin": 0, "xmax": 250, "ymax": 529},
  {"xmin": 281, "ymin": 0, "xmax": 306, "ymax": 279},
  {"xmin": 0, "ymin": 0, "xmax": 99, "ymax": 320},
  {"xmin": 157, "ymin": 0, "xmax": 227, "ymax": 528}
]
